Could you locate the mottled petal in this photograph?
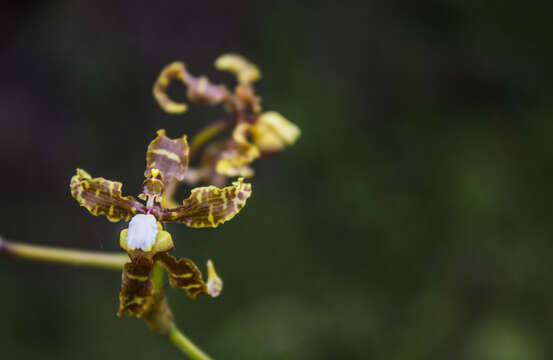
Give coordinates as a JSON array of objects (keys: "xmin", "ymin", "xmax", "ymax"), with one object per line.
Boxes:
[
  {"xmin": 159, "ymin": 178, "xmax": 252, "ymax": 228},
  {"xmin": 183, "ymin": 73, "xmax": 229, "ymax": 105},
  {"xmin": 154, "ymin": 253, "xmax": 208, "ymax": 299},
  {"xmin": 144, "ymin": 129, "xmax": 189, "ymax": 183},
  {"xmin": 70, "ymin": 169, "xmax": 145, "ymax": 222},
  {"xmin": 215, "ymin": 53, "xmax": 261, "ymax": 84},
  {"xmin": 118, "ymin": 257, "xmax": 155, "ymax": 317}
]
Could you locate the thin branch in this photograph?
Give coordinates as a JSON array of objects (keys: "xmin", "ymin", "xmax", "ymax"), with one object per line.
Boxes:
[
  {"xmin": 0, "ymin": 236, "xmax": 127, "ymax": 271},
  {"xmin": 189, "ymin": 119, "xmax": 231, "ymax": 158},
  {"xmin": 169, "ymin": 323, "xmax": 213, "ymax": 360}
]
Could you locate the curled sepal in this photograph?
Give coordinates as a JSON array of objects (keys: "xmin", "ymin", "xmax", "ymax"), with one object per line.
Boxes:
[
  {"xmin": 70, "ymin": 169, "xmax": 145, "ymax": 222},
  {"xmin": 251, "ymin": 111, "xmax": 301, "ymax": 153},
  {"xmin": 215, "ymin": 123, "xmax": 260, "ymax": 177},
  {"xmin": 215, "ymin": 54, "xmax": 261, "ymax": 85},
  {"xmin": 159, "ymin": 178, "xmax": 252, "ymax": 228},
  {"xmin": 152, "ymin": 61, "xmax": 189, "ymax": 114},
  {"xmin": 118, "ymin": 256, "xmax": 155, "ymax": 317},
  {"xmin": 154, "ymin": 253, "xmax": 209, "ymax": 299},
  {"xmin": 153, "ymin": 61, "xmax": 230, "ymax": 114},
  {"xmin": 144, "ymin": 129, "xmax": 189, "ymax": 183}
]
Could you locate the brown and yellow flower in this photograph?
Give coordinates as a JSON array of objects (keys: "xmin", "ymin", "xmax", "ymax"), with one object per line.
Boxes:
[
  {"xmin": 152, "ymin": 54, "xmax": 300, "ymax": 185},
  {"xmin": 70, "ymin": 129, "xmax": 252, "ymax": 317}
]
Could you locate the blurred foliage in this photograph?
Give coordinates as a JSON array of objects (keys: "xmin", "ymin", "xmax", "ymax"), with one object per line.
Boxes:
[{"xmin": 2, "ymin": 1, "xmax": 553, "ymax": 359}]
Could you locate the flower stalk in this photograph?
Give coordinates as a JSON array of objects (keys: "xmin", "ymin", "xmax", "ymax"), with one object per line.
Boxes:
[
  {"xmin": 169, "ymin": 323, "xmax": 213, "ymax": 360},
  {"xmin": 147, "ymin": 262, "xmax": 214, "ymax": 360},
  {"xmin": 0, "ymin": 236, "xmax": 127, "ymax": 271}
]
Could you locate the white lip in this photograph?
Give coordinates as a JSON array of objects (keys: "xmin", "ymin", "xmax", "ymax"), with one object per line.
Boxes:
[{"xmin": 126, "ymin": 214, "xmax": 158, "ymax": 251}]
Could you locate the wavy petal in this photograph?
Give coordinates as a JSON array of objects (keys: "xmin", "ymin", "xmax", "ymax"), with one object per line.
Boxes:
[
  {"xmin": 70, "ymin": 169, "xmax": 144, "ymax": 222},
  {"xmin": 159, "ymin": 178, "xmax": 252, "ymax": 228},
  {"xmin": 155, "ymin": 253, "xmax": 221, "ymax": 298},
  {"xmin": 144, "ymin": 129, "xmax": 189, "ymax": 183}
]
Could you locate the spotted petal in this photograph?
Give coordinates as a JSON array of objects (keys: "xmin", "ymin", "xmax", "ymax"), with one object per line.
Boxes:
[
  {"xmin": 159, "ymin": 178, "xmax": 252, "ymax": 228},
  {"xmin": 144, "ymin": 129, "xmax": 189, "ymax": 183},
  {"xmin": 70, "ymin": 169, "xmax": 144, "ymax": 222}
]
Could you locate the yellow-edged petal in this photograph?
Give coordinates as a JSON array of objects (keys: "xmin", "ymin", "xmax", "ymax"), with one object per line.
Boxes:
[
  {"xmin": 159, "ymin": 177, "xmax": 252, "ymax": 228},
  {"xmin": 70, "ymin": 169, "xmax": 145, "ymax": 222},
  {"xmin": 155, "ymin": 253, "xmax": 210, "ymax": 299}
]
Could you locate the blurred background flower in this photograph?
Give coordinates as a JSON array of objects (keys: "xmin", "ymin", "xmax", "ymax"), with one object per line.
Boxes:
[{"xmin": 2, "ymin": 1, "xmax": 553, "ymax": 359}]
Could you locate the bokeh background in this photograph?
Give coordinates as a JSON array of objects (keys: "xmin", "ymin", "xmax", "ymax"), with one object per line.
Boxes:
[{"xmin": 2, "ymin": 1, "xmax": 553, "ymax": 359}]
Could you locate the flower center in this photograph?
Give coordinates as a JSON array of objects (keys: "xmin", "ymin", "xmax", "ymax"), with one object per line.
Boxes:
[{"xmin": 126, "ymin": 214, "xmax": 158, "ymax": 251}]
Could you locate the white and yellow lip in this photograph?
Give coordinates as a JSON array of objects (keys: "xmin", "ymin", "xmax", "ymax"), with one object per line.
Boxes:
[
  {"xmin": 126, "ymin": 214, "xmax": 158, "ymax": 251},
  {"xmin": 120, "ymin": 214, "xmax": 174, "ymax": 253}
]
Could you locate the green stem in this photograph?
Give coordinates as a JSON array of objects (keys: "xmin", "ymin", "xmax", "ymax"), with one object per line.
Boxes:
[
  {"xmin": 151, "ymin": 262, "xmax": 213, "ymax": 360},
  {"xmin": 0, "ymin": 236, "xmax": 127, "ymax": 271},
  {"xmin": 169, "ymin": 323, "xmax": 213, "ymax": 360},
  {"xmin": 152, "ymin": 262, "xmax": 165, "ymax": 290},
  {"xmin": 189, "ymin": 120, "xmax": 229, "ymax": 158}
]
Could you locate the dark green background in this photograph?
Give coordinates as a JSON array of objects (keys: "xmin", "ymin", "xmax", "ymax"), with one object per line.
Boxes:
[{"xmin": 2, "ymin": 1, "xmax": 553, "ymax": 359}]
